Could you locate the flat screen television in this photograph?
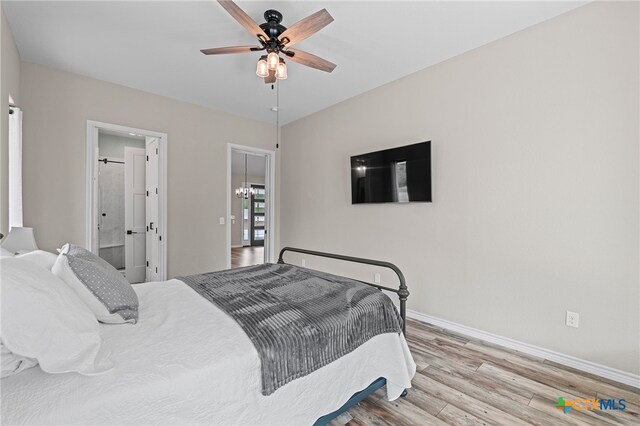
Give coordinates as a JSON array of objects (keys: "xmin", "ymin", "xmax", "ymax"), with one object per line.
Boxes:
[{"xmin": 351, "ymin": 141, "xmax": 432, "ymax": 204}]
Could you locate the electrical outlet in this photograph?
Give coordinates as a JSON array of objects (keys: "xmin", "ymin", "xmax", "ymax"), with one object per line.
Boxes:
[
  {"xmin": 374, "ymin": 273, "xmax": 381, "ymax": 284},
  {"xmin": 566, "ymin": 311, "xmax": 579, "ymax": 328},
  {"xmin": 301, "ymin": 258, "xmax": 306, "ymax": 267},
  {"xmin": 219, "ymin": 217, "xmax": 225, "ymax": 225}
]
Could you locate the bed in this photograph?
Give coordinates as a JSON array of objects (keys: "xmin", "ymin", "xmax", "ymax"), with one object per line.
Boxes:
[{"xmin": 1, "ymin": 247, "xmax": 416, "ymax": 425}]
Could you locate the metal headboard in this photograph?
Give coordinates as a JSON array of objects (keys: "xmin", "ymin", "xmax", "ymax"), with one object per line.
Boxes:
[{"xmin": 277, "ymin": 247, "xmax": 410, "ymax": 335}]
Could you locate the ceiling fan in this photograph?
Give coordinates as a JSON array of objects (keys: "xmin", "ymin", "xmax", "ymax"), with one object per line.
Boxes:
[{"xmin": 201, "ymin": 0, "xmax": 336, "ymax": 83}]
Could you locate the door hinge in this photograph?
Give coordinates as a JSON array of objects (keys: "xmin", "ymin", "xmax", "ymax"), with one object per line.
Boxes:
[
  {"xmin": 156, "ymin": 148, "xmax": 158, "ymax": 155},
  {"xmin": 146, "ymin": 190, "xmax": 149, "ymax": 196},
  {"xmin": 159, "ymin": 235, "xmax": 162, "ymax": 241},
  {"xmin": 155, "ymin": 267, "xmax": 158, "ymax": 273},
  {"xmin": 146, "ymin": 261, "xmax": 149, "ymax": 267},
  {"xmin": 156, "ymin": 188, "xmax": 158, "ymax": 194},
  {"xmin": 146, "ymin": 155, "xmax": 149, "ymax": 161}
]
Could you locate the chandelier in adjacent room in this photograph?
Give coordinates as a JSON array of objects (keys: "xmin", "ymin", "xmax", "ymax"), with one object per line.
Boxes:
[{"xmin": 235, "ymin": 154, "xmax": 256, "ymax": 199}]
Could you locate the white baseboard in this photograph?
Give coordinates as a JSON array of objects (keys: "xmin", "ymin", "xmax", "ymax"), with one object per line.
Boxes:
[
  {"xmin": 407, "ymin": 309, "xmax": 640, "ymax": 389},
  {"xmin": 231, "ymin": 244, "xmax": 243, "ymax": 248}
]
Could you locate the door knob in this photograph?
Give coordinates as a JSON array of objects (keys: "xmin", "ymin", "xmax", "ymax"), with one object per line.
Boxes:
[{"xmin": 127, "ymin": 230, "xmax": 140, "ymax": 235}]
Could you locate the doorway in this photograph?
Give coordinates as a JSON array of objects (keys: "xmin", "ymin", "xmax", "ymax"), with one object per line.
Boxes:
[
  {"xmin": 227, "ymin": 144, "xmax": 275, "ymax": 269},
  {"xmin": 86, "ymin": 121, "xmax": 167, "ymax": 282}
]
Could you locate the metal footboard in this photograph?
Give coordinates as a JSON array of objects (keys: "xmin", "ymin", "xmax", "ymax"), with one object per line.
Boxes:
[{"xmin": 277, "ymin": 247, "xmax": 410, "ymax": 335}]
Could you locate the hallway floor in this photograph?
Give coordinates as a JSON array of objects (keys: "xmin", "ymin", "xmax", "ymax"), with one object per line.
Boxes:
[{"xmin": 231, "ymin": 246, "xmax": 264, "ymax": 268}]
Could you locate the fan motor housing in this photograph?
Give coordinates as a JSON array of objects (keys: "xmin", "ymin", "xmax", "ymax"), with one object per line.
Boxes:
[{"xmin": 260, "ymin": 10, "xmax": 286, "ymax": 40}]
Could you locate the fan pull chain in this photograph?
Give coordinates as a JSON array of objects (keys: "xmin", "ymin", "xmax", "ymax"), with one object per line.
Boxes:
[{"xmin": 276, "ymin": 80, "xmax": 280, "ymax": 149}]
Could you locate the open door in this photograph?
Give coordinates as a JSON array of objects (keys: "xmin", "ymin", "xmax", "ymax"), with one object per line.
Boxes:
[
  {"xmin": 87, "ymin": 121, "xmax": 167, "ymax": 281},
  {"xmin": 146, "ymin": 137, "xmax": 160, "ymax": 282},
  {"xmin": 124, "ymin": 147, "xmax": 146, "ymax": 283},
  {"xmin": 227, "ymin": 145, "xmax": 275, "ymax": 269}
]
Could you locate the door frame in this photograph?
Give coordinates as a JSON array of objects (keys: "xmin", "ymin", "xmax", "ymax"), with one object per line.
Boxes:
[
  {"xmin": 226, "ymin": 143, "xmax": 276, "ymax": 269},
  {"xmin": 85, "ymin": 120, "xmax": 168, "ymax": 281}
]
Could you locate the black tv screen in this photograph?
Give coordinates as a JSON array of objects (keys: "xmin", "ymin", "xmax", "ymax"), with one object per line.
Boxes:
[{"xmin": 351, "ymin": 141, "xmax": 432, "ymax": 204}]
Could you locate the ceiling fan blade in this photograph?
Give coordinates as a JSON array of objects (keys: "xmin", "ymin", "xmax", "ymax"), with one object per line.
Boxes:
[
  {"xmin": 279, "ymin": 9, "xmax": 334, "ymax": 47},
  {"xmin": 217, "ymin": 0, "xmax": 267, "ymax": 39},
  {"xmin": 287, "ymin": 48, "xmax": 336, "ymax": 73},
  {"xmin": 200, "ymin": 45, "xmax": 258, "ymax": 55}
]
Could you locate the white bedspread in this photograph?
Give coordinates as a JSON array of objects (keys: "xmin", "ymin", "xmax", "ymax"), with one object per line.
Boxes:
[{"xmin": 1, "ymin": 279, "xmax": 416, "ymax": 425}]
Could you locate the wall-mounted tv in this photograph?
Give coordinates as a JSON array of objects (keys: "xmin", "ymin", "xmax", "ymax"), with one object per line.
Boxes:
[{"xmin": 351, "ymin": 141, "xmax": 432, "ymax": 204}]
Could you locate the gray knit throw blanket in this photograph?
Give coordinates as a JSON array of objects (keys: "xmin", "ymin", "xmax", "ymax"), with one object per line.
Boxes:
[{"xmin": 178, "ymin": 263, "xmax": 402, "ymax": 395}]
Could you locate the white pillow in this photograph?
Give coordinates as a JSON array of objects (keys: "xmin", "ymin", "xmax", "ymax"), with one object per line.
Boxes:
[
  {"xmin": 52, "ymin": 244, "xmax": 139, "ymax": 324},
  {"xmin": 1, "ymin": 341, "xmax": 37, "ymax": 378},
  {"xmin": 0, "ymin": 258, "xmax": 113, "ymax": 375},
  {"xmin": 16, "ymin": 250, "xmax": 58, "ymax": 271}
]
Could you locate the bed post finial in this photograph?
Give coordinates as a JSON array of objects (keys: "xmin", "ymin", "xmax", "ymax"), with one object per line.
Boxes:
[{"xmin": 398, "ymin": 286, "xmax": 409, "ymax": 336}]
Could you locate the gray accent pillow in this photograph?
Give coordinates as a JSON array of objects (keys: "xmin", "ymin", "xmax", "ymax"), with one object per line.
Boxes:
[{"xmin": 52, "ymin": 244, "xmax": 139, "ymax": 324}]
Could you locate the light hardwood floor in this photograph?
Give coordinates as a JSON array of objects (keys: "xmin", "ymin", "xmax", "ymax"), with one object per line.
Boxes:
[
  {"xmin": 231, "ymin": 246, "xmax": 264, "ymax": 268},
  {"xmin": 331, "ymin": 318, "xmax": 639, "ymax": 426}
]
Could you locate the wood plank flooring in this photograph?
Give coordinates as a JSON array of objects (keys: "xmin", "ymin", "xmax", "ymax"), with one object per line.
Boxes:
[
  {"xmin": 331, "ymin": 318, "xmax": 639, "ymax": 426},
  {"xmin": 231, "ymin": 246, "xmax": 264, "ymax": 268}
]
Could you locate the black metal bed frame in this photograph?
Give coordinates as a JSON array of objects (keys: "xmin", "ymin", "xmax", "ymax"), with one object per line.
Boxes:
[{"xmin": 277, "ymin": 246, "xmax": 410, "ymax": 336}]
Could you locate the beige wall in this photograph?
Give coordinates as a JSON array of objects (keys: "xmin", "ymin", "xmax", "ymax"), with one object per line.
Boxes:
[
  {"xmin": 19, "ymin": 62, "xmax": 278, "ymax": 277},
  {"xmin": 231, "ymin": 173, "xmax": 265, "ymax": 247},
  {"xmin": 280, "ymin": 2, "xmax": 639, "ymax": 374},
  {"xmin": 0, "ymin": 7, "xmax": 21, "ymax": 236}
]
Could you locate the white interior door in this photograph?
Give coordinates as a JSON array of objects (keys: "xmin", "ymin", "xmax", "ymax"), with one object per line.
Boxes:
[
  {"xmin": 146, "ymin": 137, "xmax": 160, "ymax": 282},
  {"xmin": 124, "ymin": 147, "xmax": 146, "ymax": 283}
]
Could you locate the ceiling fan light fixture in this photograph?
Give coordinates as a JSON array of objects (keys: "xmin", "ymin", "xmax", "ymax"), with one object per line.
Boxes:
[
  {"xmin": 256, "ymin": 56, "xmax": 269, "ymax": 78},
  {"xmin": 267, "ymin": 51, "xmax": 279, "ymax": 70},
  {"xmin": 276, "ymin": 59, "xmax": 288, "ymax": 80},
  {"xmin": 203, "ymin": 2, "xmax": 336, "ymax": 83}
]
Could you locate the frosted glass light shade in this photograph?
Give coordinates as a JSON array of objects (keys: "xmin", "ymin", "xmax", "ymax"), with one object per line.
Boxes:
[
  {"xmin": 267, "ymin": 52, "xmax": 279, "ymax": 70},
  {"xmin": 256, "ymin": 59, "xmax": 269, "ymax": 78},
  {"xmin": 276, "ymin": 61, "xmax": 288, "ymax": 80}
]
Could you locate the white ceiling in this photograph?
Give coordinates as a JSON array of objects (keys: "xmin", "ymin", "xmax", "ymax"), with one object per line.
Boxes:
[
  {"xmin": 4, "ymin": 1, "xmax": 586, "ymax": 124},
  {"xmin": 232, "ymin": 150, "xmax": 266, "ymax": 176},
  {"xmin": 98, "ymin": 128, "xmax": 145, "ymax": 141}
]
